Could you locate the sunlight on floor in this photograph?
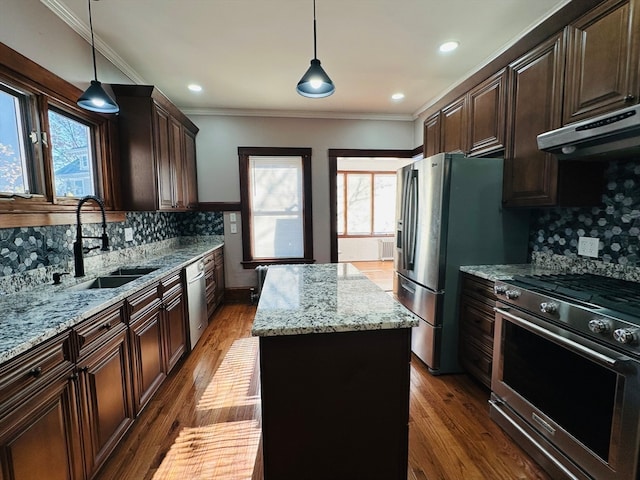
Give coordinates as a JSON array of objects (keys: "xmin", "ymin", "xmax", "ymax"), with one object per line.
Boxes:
[{"xmin": 152, "ymin": 337, "xmax": 262, "ymax": 480}]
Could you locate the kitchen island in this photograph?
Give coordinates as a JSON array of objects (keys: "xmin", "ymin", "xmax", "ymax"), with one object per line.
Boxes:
[{"xmin": 252, "ymin": 263, "xmax": 419, "ymax": 480}]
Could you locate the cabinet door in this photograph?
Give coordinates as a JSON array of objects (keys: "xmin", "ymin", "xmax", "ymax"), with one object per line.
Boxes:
[
  {"xmin": 423, "ymin": 112, "xmax": 441, "ymax": 158},
  {"xmin": 468, "ymin": 70, "xmax": 507, "ymax": 156},
  {"xmin": 183, "ymin": 128, "xmax": 199, "ymax": 209},
  {"xmin": 129, "ymin": 307, "xmax": 166, "ymax": 415},
  {"xmin": 0, "ymin": 372, "xmax": 83, "ymax": 480},
  {"xmin": 162, "ymin": 289, "xmax": 186, "ymax": 373},
  {"xmin": 441, "ymin": 96, "xmax": 467, "ymax": 154},
  {"xmin": 503, "ymin": 33, "xmax": 564, "ymax": 207},
  {"xmin": 213, "ymin": 249, "xmax": 225, "ymax": 310},
  {"xmin": 170, "ymin": 118, "xmax": 185, "ymax": 209},
  {"xmin": 564, "ymin": 0, "xmax": 640, "ymax": 124},
  {"xmin": 154, "ymin": 105, "xmax": 174, "ymax": 210},
  {"xmin": 77, "ymin": 327, "xmax": 133, "ymax": 478}
]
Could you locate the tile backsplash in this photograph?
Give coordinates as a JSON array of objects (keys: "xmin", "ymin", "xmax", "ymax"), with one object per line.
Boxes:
[
  {"xmin": 0, "ymin": 211, "xmax": 223, "ymax": 277},
  {"xmin": 531, "ymin": 160, "xmax": 640, "ymax": 266}
]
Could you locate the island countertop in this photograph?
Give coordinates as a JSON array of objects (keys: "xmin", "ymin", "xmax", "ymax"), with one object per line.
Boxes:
[{"xmin": 251, "ymin": 263, "xmax": 419, "ymax": 337}]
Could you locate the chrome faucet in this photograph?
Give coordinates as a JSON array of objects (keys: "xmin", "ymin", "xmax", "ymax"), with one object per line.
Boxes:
[{"xmin": 74, "ymin": 195, "xmax": 109, "ymax": 277}]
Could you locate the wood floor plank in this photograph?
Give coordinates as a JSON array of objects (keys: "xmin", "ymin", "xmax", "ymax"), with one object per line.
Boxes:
[{"xmin": 94, "ymin": 301, "xmax": 551, "ymax": 480}]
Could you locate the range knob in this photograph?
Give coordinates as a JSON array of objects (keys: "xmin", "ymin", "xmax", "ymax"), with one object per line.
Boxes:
[
  {"xmin": 588, "ymin": 319, "xmax": 611, "ymax": 334},
  {"xmin": 505, "ymin": 289, "xmax": 521, "ymax": 300},
  {"xmin": 494, "ymin": 285, "xmax": 508, "ymax": 295},
  {"xmin": 540, "ymin": 302, "xmax": 559, "ymax": 314},
  {"xmin": 614, "ymin": 328, "xmax": 638, "ymax": 345}
]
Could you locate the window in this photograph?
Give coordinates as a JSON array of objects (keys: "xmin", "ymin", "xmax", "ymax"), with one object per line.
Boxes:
[
  {"xmin": 48, "ymin": 109, "xmax": 96, "ymax": 198},
  {"xmin": 239, "ymin": 147, "xmax": 313, "ymax": 267},
  {"xmin": 0, "ymin": 84, "xmax": 38, "ymax": 195},
  {"xmin": 337, "ymin": 171, "xmax": 396, "ymax": 236}
]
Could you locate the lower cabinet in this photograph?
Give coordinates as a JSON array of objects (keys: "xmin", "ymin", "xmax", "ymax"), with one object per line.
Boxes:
[
  {"xmin": 204, "ymin": 246, "xmax": 225, "ymax": 320},
  {"xmin": 74, "ymin": 303, "xmax": 133, "ymax": 479},
  {"xmin": 458, "ymin": 273, "xmax": 497, "ymax": 388},
  {"xmin": 160, "ymin": 272, "xmax": 187, "ymax": 373},
  {"xmin": 127, "ymin": 284, "xmax": 166, "ymax": 415},
  {"xmin": 0, "ymin": 335, "xmax": 83, "ymax": 480}
]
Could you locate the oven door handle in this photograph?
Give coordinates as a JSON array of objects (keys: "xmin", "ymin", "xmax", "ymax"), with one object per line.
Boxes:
[{"xmin": 495, "ymin": 307, "xmax": 631, "ymax": 371}]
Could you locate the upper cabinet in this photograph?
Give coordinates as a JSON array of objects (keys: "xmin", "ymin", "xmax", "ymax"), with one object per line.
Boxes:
[
  {"xmin": 563, "ymin": 0, "xmax": 640, "ymax": 124},
  {"xmin": 422, "ymin": 69, "xmax": 506, "ymax": 158},
  {"xmin": 112, "ymin": 85, "xmax": 199, "ymax": 212}
]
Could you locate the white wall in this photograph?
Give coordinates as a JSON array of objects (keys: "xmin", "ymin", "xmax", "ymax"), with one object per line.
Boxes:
[{"xmin": 191, "ymin": 114, "xmax": 415, "ymax": 287}]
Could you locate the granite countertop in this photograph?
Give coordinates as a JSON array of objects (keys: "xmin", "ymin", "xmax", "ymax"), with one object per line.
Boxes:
[
  {"xmin": 0, "ymin": 238, "xmax": 224, "ymax": 365},
  {"xmin": 460, "ymin": 264, "xmax": 557, "ymax": 282},
  {"xmin": 251, "ymin": 263, "xmax": 419, "ymax": 337}
]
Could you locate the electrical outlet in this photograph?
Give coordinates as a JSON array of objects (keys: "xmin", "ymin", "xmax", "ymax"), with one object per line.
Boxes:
[
  {"xmin": 578, "ymin": 236, "xmax": 599, "ymax": 258},
  {"xmin": 124, "ymin": 227, "xmax": 134, "ymax": 242},
  {"xmin": 230, "ymin": 223, "xmax": 238, "ymax": 234},
  {"xmin": 229, "ymin": 212, "xmax": 237, "ymax": 222}
]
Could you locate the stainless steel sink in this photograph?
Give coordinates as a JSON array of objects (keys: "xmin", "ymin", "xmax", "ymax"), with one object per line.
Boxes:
[
  {"xmin": 68, "ymin": 275, "xmax": 142, "ymax": 291},
  {"xmin": 109, "ymin": 267, "xmax": 158, "ymax": 276}
]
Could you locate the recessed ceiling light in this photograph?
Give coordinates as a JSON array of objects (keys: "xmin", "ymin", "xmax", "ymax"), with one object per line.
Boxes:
[
  {"xmin": 391, "ymin": 93, "xmax": 405, "ymax": 101},
  {"xmin": 188, "ymin": 84, "xmax": 203, "ymax": 92},
  {"xmin": 439, "ymin": 41, "xmax": 459, "ymax": 53}
]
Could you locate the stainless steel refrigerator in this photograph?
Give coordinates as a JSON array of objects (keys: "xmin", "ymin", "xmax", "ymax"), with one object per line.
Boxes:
[{"xmin": 393, "ymin": 152, "xmax": 529, "ymax": 374}]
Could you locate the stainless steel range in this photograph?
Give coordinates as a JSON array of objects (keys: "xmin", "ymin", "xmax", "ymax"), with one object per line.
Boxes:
[{"xmin": 490, "ymin": 273, "xmax": 640, "ymax": 480}]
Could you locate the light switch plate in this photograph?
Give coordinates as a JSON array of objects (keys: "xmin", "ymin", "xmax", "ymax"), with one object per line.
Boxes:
[
  {"xmin": 230, "ymin": 223, "xmax": 238, "ymax": 234},
  {"xmin": 578, "ymin": 236, "xmax": 599, "ymax": 258},
  {"xmin": 124, "ymin": 227, "xmax": 134, "ymax": 242},
  {"xmin": 229, "ymin": 212, "xmax": 237, "ymax": 222}
]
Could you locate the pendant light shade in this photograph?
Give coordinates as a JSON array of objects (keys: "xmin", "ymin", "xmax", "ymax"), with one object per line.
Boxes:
[
  {"xmin": 77, "ymin": 0, "xmax": 119, "ymax": 114},
  {"xmin": 296, "ymin": 0, "xmax": 334, "ymax": 98}
]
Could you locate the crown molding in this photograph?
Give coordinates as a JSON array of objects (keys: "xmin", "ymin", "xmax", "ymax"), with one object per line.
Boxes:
[
  {"xmin": 182, "ymin": 107, "xmax": 414, "ymax": 122},
  {"xmin": 40, "ymin": 0, "xmax": 146, "ymax": 84}
]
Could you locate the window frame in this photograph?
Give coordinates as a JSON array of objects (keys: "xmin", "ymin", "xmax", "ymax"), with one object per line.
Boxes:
[
  {"xmin": 336, "ymin": 170, "xmax": 397, "ymax": 238},
  {"xmin": 238, "ymin": 146, "xmax": 314, "ymax": 268},
  {"xmin": 0, "ymin": 41, "xmax": 121, "ymax": 227}
]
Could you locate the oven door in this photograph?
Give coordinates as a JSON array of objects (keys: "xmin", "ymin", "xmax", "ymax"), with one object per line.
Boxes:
[{"xmin": 491, "ymin": 302, "xmax": 640, "ymax": 480}]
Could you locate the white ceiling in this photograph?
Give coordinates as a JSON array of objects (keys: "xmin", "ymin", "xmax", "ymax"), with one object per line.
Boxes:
[{"xmin": 43, "ymin": 0, "xmax": 570, "ymax": 120}]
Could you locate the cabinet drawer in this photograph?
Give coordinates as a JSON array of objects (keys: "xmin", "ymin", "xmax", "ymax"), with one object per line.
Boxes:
[
  {"xmin": 459, "ymin": 339, "xmax": 493, "ymax": 388},
  {"xmin": 74, "ymin": 302, "xmax": 127, "ymax": 359},
  {"xmin": 213, "ymin": 247, "xmax": 223, "ymax": 264},
  {"xmin": 461, "ymin": 273, "xmax": 496, "ymax": 305},
  {"xmin": 459, "ymin": 296, "xmax": 495, "ymax": 338},
  {"xmin": 160, "ymin": 271, "xmax": 182, "ymax": 299},
  {"xmin": 126, "ymin": 282, "xmax": 161, "ymax": 320},
  {"xmin": 0, "ymin": 333, "xmax": 72, "ymax": 414}
]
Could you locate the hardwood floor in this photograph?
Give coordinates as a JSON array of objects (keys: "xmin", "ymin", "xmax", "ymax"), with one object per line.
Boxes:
[
  {"xmin": 349, "ymin": 260, "xmax": 395, "ymax": 291},
  {"xmin": 94, "ymin": 302, "xmax": 550, "ymax": 480}
]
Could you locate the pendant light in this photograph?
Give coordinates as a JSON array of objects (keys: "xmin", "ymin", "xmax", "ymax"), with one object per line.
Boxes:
[
  {"xmin": 296, "ymin": 0, "xmax": 335, "ymax": 98},
  {"xmin": 77, "ymin": 0, "xmax": 119, "ymax": 113}
]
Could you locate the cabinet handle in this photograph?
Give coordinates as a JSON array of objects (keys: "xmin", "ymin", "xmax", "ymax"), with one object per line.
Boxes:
[
  {"xmin": 625, "ymin": 94, "xmax": 636, "ymax": 103},
  {"xmin": 101, "ymin": 322, "xmax": 112, "ymax": 330},
  {"xmin": 79, "ymin": 366, "xmax": 89, "ymax": 373},
  {"xmin": 69, "ymin": 373, "xmax": 78, "ymax": 381},
  {"xmin": 29, "ymin": 366, "xmax": 42, "ymax": 378}
]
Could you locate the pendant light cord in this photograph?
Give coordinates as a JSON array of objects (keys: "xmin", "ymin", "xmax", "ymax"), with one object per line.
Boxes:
[
  {"xmin": 88, "ymin": 0, "xmax": 98, "ymax": 81},
  {"xmin": 313, "ymin": 0, "xmax": 317, "ymax": 60}
]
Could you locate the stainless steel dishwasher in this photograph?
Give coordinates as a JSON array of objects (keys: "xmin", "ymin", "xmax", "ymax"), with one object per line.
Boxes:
[{"xmin": 185, "ymin": 259, "xmax": 207, "ymax": 349}]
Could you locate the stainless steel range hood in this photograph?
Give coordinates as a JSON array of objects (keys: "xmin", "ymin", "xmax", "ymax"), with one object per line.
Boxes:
[{"xmin": 537, "ymin": 103, "xmax": 640, "ymax": 160}]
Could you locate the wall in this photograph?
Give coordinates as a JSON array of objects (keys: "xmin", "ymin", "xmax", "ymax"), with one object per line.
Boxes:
[
  {"xmin": 531, "ymin": 159, "xmax": 640, "ymax": 266},
  {"xmin": 190, "ymin": 114, "xmax": 415, "ymax": 287}
]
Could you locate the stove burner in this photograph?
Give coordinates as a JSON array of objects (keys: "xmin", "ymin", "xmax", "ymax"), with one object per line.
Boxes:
[{"xmin": 512, "ymin": 273, "xmax": 640, "ymax": 318}]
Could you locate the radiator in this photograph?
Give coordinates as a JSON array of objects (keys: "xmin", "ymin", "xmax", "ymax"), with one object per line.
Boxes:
[
  {"xmin": 378, "ymin": 239, "xmax": 394, "ymax": 261},
  {"xmin": 251, "ymin": 265, "xmax": 269, "ymax": 304}
]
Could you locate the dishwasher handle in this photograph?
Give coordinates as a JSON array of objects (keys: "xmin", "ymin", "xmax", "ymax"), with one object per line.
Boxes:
[{"xmin": 188, "ymin": 271, "xmax": 205, "ymax": 283}]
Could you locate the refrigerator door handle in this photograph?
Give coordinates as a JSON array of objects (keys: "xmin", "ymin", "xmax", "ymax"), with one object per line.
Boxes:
[
  {"xmin": 399, "ymin": 167, "xmax": 411, "ymax": 270},
  {"xmin": 406, "ymin": 169, "xmax": 419, "ymax": 270}
]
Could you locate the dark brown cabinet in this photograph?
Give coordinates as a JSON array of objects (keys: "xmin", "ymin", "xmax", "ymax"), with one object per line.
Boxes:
[
  {"xmin": 160, "ymin": 272, "xmax": 187, "ymax": 373},
  {"xmin": 441, "ymin": 96, "xmax": 467, "ymax": 154},
  {"xmin": 204, "ymin": 247, "xmax": 225, "ymax": 320},
  {"xmin": 563, "ymin": 0, "xmax": 640, "ymax": 124},
  {"xmin": 74, "ymin": 303, "xmax": 133, "ymax": 479},
  {"xmin": 503, "ymin": 33, "xmax": 565, "ymax": 207},
  {"xmin": 423, "ymin": 112, "xmax": 441, "ymax": 158},
  {"xmin": 0, "ymin": 334, "xmax": 83, "ymax": 480},
  {"xmin": 458, "ymin": 273, "xmax": 496, "ymax": 388},
  {"xmin": 112, "ymin": 84, "xmax": 199, "ymax": 212},
  {"xmin": 468, "ymin": 69, "xmax": 507, "ymax": 156},
  {"xmin": 127, "ymin": 283, "xmax": 166, "ymax": 415}
]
